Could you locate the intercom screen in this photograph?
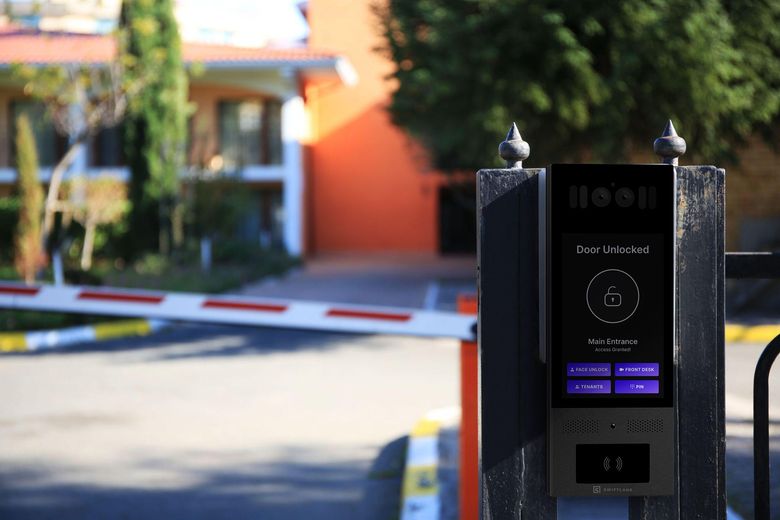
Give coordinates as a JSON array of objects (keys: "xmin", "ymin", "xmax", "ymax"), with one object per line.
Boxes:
[
  {"xmin": 557, "ymin": 233, "xmax": 668, "ymax": 404},
  {"xmin": 547, "ymin": 164, "xmax": 675, "ymax": 408}
]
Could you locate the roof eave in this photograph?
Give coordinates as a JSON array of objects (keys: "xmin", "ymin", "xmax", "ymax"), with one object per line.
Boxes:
[
  {"xmin": 0, "ymin": 55, "xmax": 359, "ymax": 86},
  {"xmin": 199, "ymin": 56, "xmax": 358, "ymax": 86}
]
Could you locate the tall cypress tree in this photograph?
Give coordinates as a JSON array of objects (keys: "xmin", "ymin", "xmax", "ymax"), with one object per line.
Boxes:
[
  {"xmin": 120, "ymin": 0, "xmax": 189, "ymax": 255},
  {"xmin": 14, "ymin": 114, "xmax": 44, "ymax": 284}
]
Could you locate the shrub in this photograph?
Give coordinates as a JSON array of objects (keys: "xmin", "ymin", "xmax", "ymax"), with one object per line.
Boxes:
[{"xmin": 0, "ymin": 198, "xmax": 20, "ymax": 262}]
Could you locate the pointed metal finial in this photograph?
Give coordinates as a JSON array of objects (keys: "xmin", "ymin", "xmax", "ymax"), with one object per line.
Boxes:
[
  {"xmin": 498, "ymin": 122, "xmax": 530, "ymax": 168},
  {"xmin": 653, "ymin": 119, "xmax": 686, "ymax": 166}
]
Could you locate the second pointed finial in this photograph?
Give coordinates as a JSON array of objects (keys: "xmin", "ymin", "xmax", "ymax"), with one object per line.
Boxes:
[
  {"xmin": 498, "ymin": 122, "xmax": 530, "ymax": 168},
  {"xmin": 653, "ymin": 120, "xmax": 686, "ymax": 166}
]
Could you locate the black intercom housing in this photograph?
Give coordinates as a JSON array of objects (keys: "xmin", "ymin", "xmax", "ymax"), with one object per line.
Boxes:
[{"xmin": 543, "ymin": 164, "xmax": 676, "ymax": 496}]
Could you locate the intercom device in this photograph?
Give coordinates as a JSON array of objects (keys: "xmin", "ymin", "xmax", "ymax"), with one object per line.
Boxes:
[{"xmin": 542, "ymin": 164, "xmax": 676, "ymax": 496}]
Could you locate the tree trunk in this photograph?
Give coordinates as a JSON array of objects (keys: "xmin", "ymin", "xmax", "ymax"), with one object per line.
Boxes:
[
  {"xmin": 172, "ymin": 200, "xmax": 184, "ymax": 250},
  {"xmin": 41, "ymin": 138, "xmax": 85, "ymax": 248},
  {"xmin": 80, "ymin": 218, "xmax": 96, "ymax": 271},
  {"xmin": 52, "ymin": 248, "xmax": 64, "ymax": 286}
]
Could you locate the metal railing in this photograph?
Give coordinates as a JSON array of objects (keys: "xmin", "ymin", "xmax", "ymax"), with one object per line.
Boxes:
[
  {"xmin": 753, "ymin": 334, "xmax": 780, "ymax": 520},
  {"xmin": 727, "ymin": 251, "xmax": 780, "ymax": 520}
]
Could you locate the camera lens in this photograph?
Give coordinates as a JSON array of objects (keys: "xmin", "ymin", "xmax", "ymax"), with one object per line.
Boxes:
[
  {"xmin": 615, "ymin": 187, "xmax": 635, "ymax": 208},
  {"xmin": 592, "ymin": 187, "xmax": 611, "ymax": 207}
]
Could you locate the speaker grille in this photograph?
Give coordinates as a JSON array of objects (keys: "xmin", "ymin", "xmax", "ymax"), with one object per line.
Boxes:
[
  {"xmin": 627, "ymin": 418, "xmax": 664, "ymax": 433},
  {"xmin": 563, "ymin": 418, "xmax": 599, "ymax": 434}
]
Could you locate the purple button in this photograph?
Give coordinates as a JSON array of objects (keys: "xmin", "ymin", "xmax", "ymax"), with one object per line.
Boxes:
[
  {"xmin": 615, "ymin": 363, "xmax": 659, "ymax": 377},
  {"xmin": 567, "ymin": 380, "xmax": 611, "ymax": 394},
  {"xmin": 566, "ymin": 363, "xmax": 611, "ymax": 377},
  {"xmin": 615, "ymin": 380, "xmax": 659, "ymax": 394}
]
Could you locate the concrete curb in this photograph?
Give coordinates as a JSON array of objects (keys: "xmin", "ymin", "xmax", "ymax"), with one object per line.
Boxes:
[
  {"xmin": 400, "ymin": 407, "xmax": 460, "ymax": 520},
  {"xmin": 410, "ymin": 410, "xmax": 748, "ymax": 520},
  {"xmin": 0, "ymin": 319, "xmax": 169, "ymax": 353}
]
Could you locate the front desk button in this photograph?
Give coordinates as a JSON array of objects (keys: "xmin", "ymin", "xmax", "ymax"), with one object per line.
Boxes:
[{"xmin": 615, "ymin": 363, "xmax": 659, "ymax": 377}]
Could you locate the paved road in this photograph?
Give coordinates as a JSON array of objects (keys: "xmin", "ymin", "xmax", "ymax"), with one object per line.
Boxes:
[
  {"xmin": 0, "ymin": 325, "xmax": 459, "ymax": 519},
  {"xmin": 0, "ymin": 254, "xmax": 474, "ymax": 520},
  {"xmin": 0, "ymin": 254, "xmax": 776, "ymax": 519},
  {"xmin": 241, "ymin": 253, "xmax": 475, "ymax": 309},
  {"xmin": 3, "ymin": 339, "xmax": 771, "ymax": 520}
]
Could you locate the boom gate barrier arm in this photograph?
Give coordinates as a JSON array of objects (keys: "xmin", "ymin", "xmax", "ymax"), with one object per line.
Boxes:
[{"xmin": 0, "ymin": 282, "xmax": 476, "ymax": 341}]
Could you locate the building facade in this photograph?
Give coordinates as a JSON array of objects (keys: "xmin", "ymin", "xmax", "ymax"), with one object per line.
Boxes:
[
  {"xmin": 1, "ymin": 1, "xmax": 777, "ymax": 256},
  {"xmin": 0, "ymin": 26, "xmax": 354, "ymax": 256}
]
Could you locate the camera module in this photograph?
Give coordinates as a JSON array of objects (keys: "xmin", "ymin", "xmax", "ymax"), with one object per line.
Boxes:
[
  {"xmin": 615, "ymin": 187, "xmax": 635, "ymax": 208},
  {"xmin": 592, "ymin": 187, "xmax": 611, "ymax": 207}
]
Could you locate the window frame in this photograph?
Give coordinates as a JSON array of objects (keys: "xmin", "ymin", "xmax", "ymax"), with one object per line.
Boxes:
[{"xmin": 216, "ymin": 96, "xmax": 283, "ymax": 170}]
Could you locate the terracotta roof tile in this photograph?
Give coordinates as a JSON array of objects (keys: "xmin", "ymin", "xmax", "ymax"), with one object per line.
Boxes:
[{"xmin": 0, "ymin": 27, "xmax": 338, "ymax": 66}]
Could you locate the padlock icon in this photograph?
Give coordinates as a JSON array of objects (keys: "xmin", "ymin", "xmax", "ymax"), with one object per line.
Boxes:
[{"xmin": 604, "ymin": 286, "xmax": 622, "ymax": 307}]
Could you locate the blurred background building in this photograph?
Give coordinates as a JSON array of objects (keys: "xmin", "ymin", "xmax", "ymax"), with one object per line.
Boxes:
[{"xmin": 0, "ymin": 0, "xmax": 777, "ymax": 257}]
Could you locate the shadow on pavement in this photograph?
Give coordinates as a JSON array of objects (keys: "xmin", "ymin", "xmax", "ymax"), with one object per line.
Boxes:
[
  {"xmin": 357, "ymin": 436, "xmax": 407, "ymax": 520},
  {"xmin": 726, "ymin": 430, "xmax": 780, "ymax": 519},
  {"xmin": 0, "ymin": 454, "xmax": 369, "ymax": 520}
]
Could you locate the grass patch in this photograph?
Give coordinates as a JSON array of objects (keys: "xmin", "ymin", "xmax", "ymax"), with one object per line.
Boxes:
[
  {"xmin": 1, "ymin": 310, "xmax": 111, "ymax": 332},
  {"xmin": 102, "ymin": 255, "xmax": 297, "ymax": 293},
  {"xmin": 0, "ymin": 242, "xmax": 299, "ymax": 331}
]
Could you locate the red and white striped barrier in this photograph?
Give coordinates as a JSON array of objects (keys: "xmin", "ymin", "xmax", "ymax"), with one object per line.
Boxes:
[{"xmin": 0, "ymin": 283, "xmax": 476, "ymax": 341}]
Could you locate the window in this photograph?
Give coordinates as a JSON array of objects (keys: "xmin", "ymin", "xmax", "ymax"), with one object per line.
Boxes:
[
  {"xmin": 264, "ymin": 100, "xmax": 283, "ymax": 165},
  {"xmin": 90, "ymin": 124, "xmax": 125, "ymax": 167},
  {"xmin": 237, "ymin": 186, "xmax": 284, "ymax": 248},
  {"xmin": 9, "ymin": 100, "xmax": 66, "ymax": 168},
  {"xmin": 218, "ymin": 99, "xmax": 283, "ymax": 170}
]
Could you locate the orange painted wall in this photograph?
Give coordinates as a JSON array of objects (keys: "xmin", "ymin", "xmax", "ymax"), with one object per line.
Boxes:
[{"xmin": 306, "ymin": 0, "xmax": 439, "ymax": 253}]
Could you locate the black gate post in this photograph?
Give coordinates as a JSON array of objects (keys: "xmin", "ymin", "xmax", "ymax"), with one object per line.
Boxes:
[
  {"xmin": 477, "ymin": 122, "xmax": 726, "ymax": 519},
  {"xmin": 477, "ymin": 124, "xmax": 553, "ymax": 518}
]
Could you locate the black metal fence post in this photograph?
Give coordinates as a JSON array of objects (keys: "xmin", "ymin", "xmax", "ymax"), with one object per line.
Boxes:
[
  {"xmin": 478, "ymin": 121, "xmax": 726, "ymax": 519},
  {"xmin": 478, "ymin": 125, "xmax": 554, "ymax": 518},
  {"xmin": 630, "ymin": 122, "xmax": 727, "ymax": 519}
]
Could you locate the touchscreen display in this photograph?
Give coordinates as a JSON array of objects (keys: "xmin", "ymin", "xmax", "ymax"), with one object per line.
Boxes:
[
  {"xmin": 547, "ymin": 164, "xmax": 675, "ymax": 409},
  {"xmin": 559, "ymin": 233, "xmax": 666, "ymax": 401}
]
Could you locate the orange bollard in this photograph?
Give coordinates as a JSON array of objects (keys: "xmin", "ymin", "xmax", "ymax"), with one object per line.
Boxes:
[{"xmin": 457, "ymin": 294, "xmax": 478, "ymax": 520}]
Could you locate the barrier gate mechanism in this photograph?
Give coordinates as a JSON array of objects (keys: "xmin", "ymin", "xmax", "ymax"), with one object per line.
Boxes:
[{"xmin": 0, "ymin": 283, "xmax": 476, "ymax": 341}]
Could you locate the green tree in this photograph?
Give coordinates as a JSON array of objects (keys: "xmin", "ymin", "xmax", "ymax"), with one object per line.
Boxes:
[
  {"xmin": 13, "ymin": 61, "xmax": 137, "ymax": 252},
  {"xmin": 120, "ymin": 0, "xmax": 190, "ymax": 256},
  {"xmin": 13, "ymin": 114, "xmax": 44, "ymax": 284},
  {"xmin": 377, "ymin": 0, "xmax": 780, "ymax": 169}
]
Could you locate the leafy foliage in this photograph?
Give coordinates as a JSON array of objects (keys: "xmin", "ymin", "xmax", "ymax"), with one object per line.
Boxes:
[
  {"xmin": 63, "ymin": 176, "xmax": 129, "ymax": 269},
  {"xmin": 377, "ymin": 0, "xmax": 780, "ymax": 169},
  {"xmin": 120, "ymin": 0, "xmax": 191, "ymax": 255},
  {"xmin": 12, "ymin": 63, "xmax": 132, "ymax": 141},
  {"xmin": 11, "ymin": 37, "xmax": 144, "ymax": 262},
  {"xmin": 0, "ymin": 198, "xmax": 21, "ymax": 261},
  {"xmin": 185, "ymin": 176, "xmax": 252, "ymax": 240},
  {"xmin": 65, "ymin": 177, "xmax": 129, "ymax": 229},
  {"xmin": 13, "ymin": 114, "xmax": 45, "ymax": 283}
]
